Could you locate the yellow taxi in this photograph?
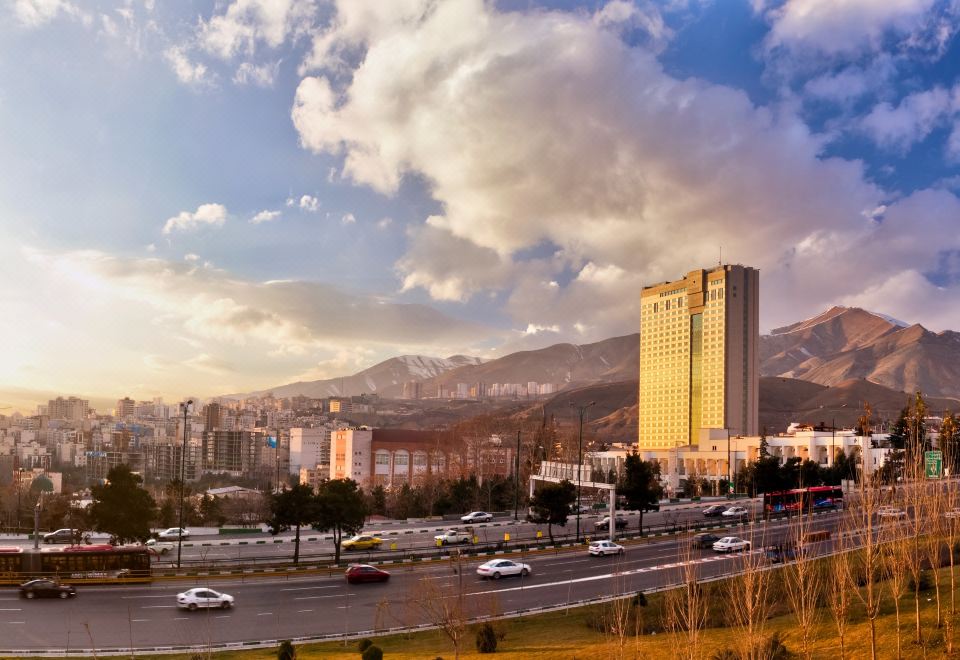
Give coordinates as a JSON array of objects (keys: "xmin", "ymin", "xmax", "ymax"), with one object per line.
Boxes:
[{"xmin": 342, "ymin": 534, "xmax": 383, "ymax": 551}]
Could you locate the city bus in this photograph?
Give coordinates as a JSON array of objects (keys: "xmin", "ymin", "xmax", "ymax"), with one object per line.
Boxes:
[
  {"xmin": 763, "ymin": 485, "xmax": 843, "ymax": 517},
  {"xmin": 0, "ymin": 545, "xmax": 152, "ymax": 585}
]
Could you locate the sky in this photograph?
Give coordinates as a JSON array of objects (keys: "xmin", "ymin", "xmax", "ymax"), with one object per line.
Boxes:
[{"xmin": 1, "ymin": 0, "xmax": 959, "ymax": 409}]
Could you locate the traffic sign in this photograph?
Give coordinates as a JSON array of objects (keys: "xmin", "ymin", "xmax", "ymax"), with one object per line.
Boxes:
[{"xmin": 925, "ymin": 450, "xmax": 943, "ymax": 479}]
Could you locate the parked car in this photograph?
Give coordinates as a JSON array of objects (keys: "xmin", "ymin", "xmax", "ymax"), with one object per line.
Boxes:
[
  {"xmin": 461, "ymin": 511, "xmax": 494, "ymax": 524},
  {"xmin": 435, "ymin": 529, "xmax": 473, "ymax": 545},
  {"xmin": 345, "ymin": 564, "xmax": 391, "ymax": 584},
  {"xmin": 19, "ymin": 579, "xmax": 76, "ymax": 599},
  {"xmin": 176, "ymin": 587, "xmax": 233, "ymax": 610},
  {"xmin": 144, "ymin": 538, "xmax": 175, "ymax": 555},
  {"xmin": 594, "ymin": 515, "xmax": 629, "ymax": 531},
  {"xmin": 476, "ymin": 559, "xmax": 531, "ymax": 580},
  {"xmin": 588, "ymin": 540, "xmax": 625, "ymax": 557},
  {"xmin": 690, "ymin": 533, "xmax": 722, "ymax": 549},
  {"xmin": 721, "ymin": 506, "xmax": 750, "ymax": 519},
  {"xmin": 42, "ymin": 528, "xmax": 80, "ymax": 544},
  {"xmin": 712, "ymin": 536, "xmax": 751, "ymax": 553},
  {"xmin": 877, "ymin": 506, "xmax": 907, "ymax": 519},
  {"xmin": 157, "ymin": 527, "xmax": 190, "ymax": 540},
  {"xmin": 342, "ymin": 535, "xmax": 383, "ymax": 551},
  {"xmin": 702, "ymin": 505, "xmax": 728, "ymax": 517},
  {"xmin": 570, "ymin": 503, "xmax": 592, "ymax": 514}
]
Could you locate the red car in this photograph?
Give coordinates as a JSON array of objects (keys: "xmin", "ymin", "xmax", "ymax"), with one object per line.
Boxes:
[{"xmin": 345, "ymin": 564, "xmax": 390, "ymax": 584}]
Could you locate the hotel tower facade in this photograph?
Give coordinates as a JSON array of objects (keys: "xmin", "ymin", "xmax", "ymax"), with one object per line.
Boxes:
[{"xmin": 639, "ymin": 264, "xmax": 760, "ymax": 449}]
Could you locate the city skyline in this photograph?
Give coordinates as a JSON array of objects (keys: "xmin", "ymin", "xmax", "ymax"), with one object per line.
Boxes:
[{"xmin": 2, "ymin": 0, "xmax": 960, "ymax": 405}]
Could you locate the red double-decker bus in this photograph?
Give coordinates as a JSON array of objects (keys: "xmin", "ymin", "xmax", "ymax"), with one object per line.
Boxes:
[{"xmin": 763, "ymin": 485, "xmax": 843, "ymax": 516}]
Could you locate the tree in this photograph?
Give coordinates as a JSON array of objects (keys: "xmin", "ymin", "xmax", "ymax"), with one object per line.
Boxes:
[
  {"xmin": 89, "ymin": 465, "xmax": 157, "ymax": 545},
  {"xmin": 618, "ymin": 453, "xmax": 662, "ymax": 532},
  {"xmin": 199, "ymin": 494, "xmax": 225, "ymax": 526},
  {"xmin": 528, "ymin": 480, "xmax": 575, "ymax": 543},
  {"xmin": 268, "ymin": 484, "xmax": 319, "ymax": 565},
  {"xmin": 368, "ymin": 484, "xmax": 387, "ymax": 516},
  {"xmin": 315, "ymin": 478, "xmax": 368, "ymax": 566}
]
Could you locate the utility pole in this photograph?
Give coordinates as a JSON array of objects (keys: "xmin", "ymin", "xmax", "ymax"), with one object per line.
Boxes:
[
  {"xmin": 176, "ymin": 399, "xmax": 193, "ymax": 569},
  {"xmin": 513, "ymin": 428, "xmax": 521, "ymax": 521},
  {"xmin": 571, "ymin": 401, "xmax": 595, "ymax": 543}
]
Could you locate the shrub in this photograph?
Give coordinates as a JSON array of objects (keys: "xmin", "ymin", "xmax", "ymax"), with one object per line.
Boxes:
[
  {"xmin": 711, "ymin": 650, "xmax": 738, "ymax": 660},
  {"xmin": 357, "ymin": 639, "xmax": 373, "ymax": 653},
  {"xmin": 476, "ymin": 622, "xmax": 498, "ymax": 653},
  {"xmin": 633, "ymin": 591, "xmax": 648, "ymax": 607},
  {"xmin": 277, "ymin": 640, "xmax": 295, "ymax": 660},
  {"xmin": 761, "ymin": 631, "xmax": 793, "ymax": 660},
  {"xmin": 361, "ymin": 645, "xmax": 383, "ymax": 660}
]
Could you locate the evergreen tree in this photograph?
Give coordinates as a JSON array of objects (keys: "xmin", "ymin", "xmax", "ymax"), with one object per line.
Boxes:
[
  {"xmin": 315, "ymin": 478, "xmax": 368, "ymax": 566},
  {"xmin": 528, "ymin": 480, "xmax": 575, "ymax": 543},
  {"xmin": 618, "ymin": 453, "xmax": 662, "ymax": 531},
  {"xmin": 89, "ymin": 465, "xmax": 157, "ymax": 545},
  {"xmin": 268, "ymin": 484, "xmax": 319, "ymax": 565}
]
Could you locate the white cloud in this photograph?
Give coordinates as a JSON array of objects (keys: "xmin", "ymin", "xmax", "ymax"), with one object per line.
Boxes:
[
  {"xmin": 861, "ymin": 85, "xmax": 957, "ymax": 152},
  {"xmin": 250, "ymin": 209, "xmax": 281, "ymax": 224},
  {"xmin": 298, "ymin": 194, "xmax": 319, "ymax": 211},
  {"xmin": 162, "ymin": 203, "xmax": 227, "ymax": 234},
  {"xmin": 764, "ymin": 0, "xmax": 943, "ymax": 57},
  {"xmin": 376, "ymin": 217, "xmax": 393, "ymax": 230},
  {"xmin": 292, "ymin": 0, "xmax": 960, "ymax": 342},
  {"xmin": 12, "ymin": 0, "xmax": 87, "ymax": 27},
  {"xmin": 164, "ymin": 47, "xmax": 210, "ymax": 86},
  {"xmin": 184, "ymin": 253, "xmax": 200, "ymax": 262},
  {"xmin": 341, "ymin": 212, "xmax": 356, "ymax": 225},
  {"xmin": 234, "ymin": 60, "xmax": 280, "ymax": 86},
  {"xmin": 803, "ymin": 56, "xmax": 897, "ymax": 103},
  {"xmin": 200, "ymin": 0, "xmax": 316, "ymax": 59}
]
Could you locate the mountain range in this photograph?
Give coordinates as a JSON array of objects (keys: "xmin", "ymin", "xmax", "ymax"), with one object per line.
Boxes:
[{"xmin": 242, "ymin": 306, "xmax": 960, "ymax": 404}]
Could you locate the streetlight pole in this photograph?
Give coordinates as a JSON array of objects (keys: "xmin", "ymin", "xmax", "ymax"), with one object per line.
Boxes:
[
  {"xmin": 571, "ymin": 401, "xmax": 595, "ymax": 543},
  {"xmin": 176, "ymin": 399, "xmax": 192, "ymax": 569},
  {"xmin": 514, "ymin": 428, "xmax": 521, "ymax": 521}
]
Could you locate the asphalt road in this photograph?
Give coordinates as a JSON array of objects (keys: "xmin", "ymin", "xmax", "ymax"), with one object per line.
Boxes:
[{"xmin": 0, "ymin": 510, "xmax": 841, "ymax": 651}]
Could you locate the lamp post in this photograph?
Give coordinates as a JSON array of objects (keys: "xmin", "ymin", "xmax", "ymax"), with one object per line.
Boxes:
[
  {"xmin": 571, "ymin": 401, "xmax": 595, "ymax": 543},
  {"xmin": 176, "ymin": 399, "xmax": 193, "ymax": 569}
]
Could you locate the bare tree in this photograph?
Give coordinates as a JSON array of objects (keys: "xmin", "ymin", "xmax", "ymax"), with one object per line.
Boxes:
[
  {"xmin": 826, "ymin": 539, "xmax": 853, "ymax": 660},
  {"xmin": 665, "ymin": 540, "xmax": 707, "ymax": 660},
  {"xmin": 725, "ymin": 526, "xmax": 771, "ymax": 660},
  {"xmin": 882, "ymin": 512, "xmax": 910, "ymax": 660},
  {"xmin": 841, "ymin": 475, "xmax": 884, "ymax": 660},
  {"xmin": 902, "ymin": 448, "xmax": 927, "ymax": 647},
  {"xmin": 784, "ymin": 511, "xmax": 822, "ymax": 659}
]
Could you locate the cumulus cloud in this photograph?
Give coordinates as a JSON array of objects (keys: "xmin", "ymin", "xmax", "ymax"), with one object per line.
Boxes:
[
  {"xmin": 21, "ymin": 248, "xmax": 491, "ymax": 354},
  {"xmin": 250, "ymin": 209, "xmax": 281, "ymax": 224},
  {"xmin": 297, "ymin": 194, "xmax": 319, "ymax": 211},
  {"xmin": 860, "ymin": 85, "xmax": 958, "ymax": 152},
  {"xmin": 234, "ymin": 60, "xmax": 280, "ymax": 86},
  {"xmin": 12, "ymin": 0, "xmax": 87, "ymax": 27},
  {"xmin": 340, "ymin": 212, "xmax": 356, "ymax": 225},
  {"xmin": 164, "ymin": 47, "xmax": 210, "ymax": 86},
  {"xmin": 162, "ymin": 203, "xmax": 227, "ymax": 234},
  {"xmin": 763, "ymin": 0, "xmax": 948, "ymax": 58},
  {"xmin": 200, "ymin": 0, "xmax": 316, "ymax": 59}
]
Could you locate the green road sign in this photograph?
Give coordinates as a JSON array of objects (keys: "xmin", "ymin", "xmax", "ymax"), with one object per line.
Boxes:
[{"xmin": 925, "ymin": 450, "xmax": 943, "ymax": 479}]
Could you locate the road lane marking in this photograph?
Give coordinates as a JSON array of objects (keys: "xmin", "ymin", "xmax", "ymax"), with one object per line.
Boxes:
[
  {"xmin": 131, "ymin": 619, "xmax": 149, "ymax": 622},
  {"xmin": 294, "ymin": 594, "xmax": 355, "ymax": 600},
  {"xmin": 215, "ymin": 616, "xmax": 230, "ymax": 619},
  {"xmin": 280, "ymin": 586, "xmax": 339, "ymax": 591},
  {"xmin": 7, "ymin": 621, "xmax": 25, "ymax": 624},
  {"xmin": 122, "ymin": 595, "xmax": 178, "ymax": 599},
  {"xmin": 142, "ymin": 605, "xmax": 176, "ymax": 609},
  {"xmin": 257, "ymin": 612, "xmax": 273, "ymax": 616},
  {"xmin": 297, "ymin": 609, "xmax": 313, "ymax": 613},
  {"xmin": 0, "ymin": 609, "xmax": 22, "ymax": 611}
]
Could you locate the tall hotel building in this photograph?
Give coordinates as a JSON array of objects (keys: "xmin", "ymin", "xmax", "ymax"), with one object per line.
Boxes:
[{"xmin": 639, "ymin": 264, "xmax": 759, "ymax": 449}]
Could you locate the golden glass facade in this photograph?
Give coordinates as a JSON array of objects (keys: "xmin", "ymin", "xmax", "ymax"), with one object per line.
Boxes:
[{"xmin": 639, "ymin": 265, "xmax": 759, "ymax": 449}]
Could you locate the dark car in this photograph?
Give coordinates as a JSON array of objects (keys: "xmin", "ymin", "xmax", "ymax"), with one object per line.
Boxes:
[
  {"xmin": 345, "ymin": 564, "xmax": 391, "ymax": 584},
  {"xmin": 19, "ymin": 579, "xmax": 76, "ymax": 599},
  {"xmin": 764, "ymin": 544, "xmax": 803, "ymax": 564},
  {"xmin": 594, "ymin": 515, "xmax": 629, "ymax": 531},
  {"xmin": 702, "ymin": 505, "xmax": 727, "ymax": 518},
  {"xmin": 42, "ymin": 528, "xmax": 81, "ymax": 544},
  {"xmin": 691, "ymin": 533, "xmax": 721, "ymax": 549}
]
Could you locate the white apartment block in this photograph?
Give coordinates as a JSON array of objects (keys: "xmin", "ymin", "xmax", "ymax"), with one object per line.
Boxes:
[{"xmin": 289, "ymin": 427, "xmax": 331, "ymax": 476}]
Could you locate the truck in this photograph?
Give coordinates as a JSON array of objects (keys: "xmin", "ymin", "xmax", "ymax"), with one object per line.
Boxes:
[{"xmin": 434, "ymin": 529, "xmax": 473, "ymax": 545}]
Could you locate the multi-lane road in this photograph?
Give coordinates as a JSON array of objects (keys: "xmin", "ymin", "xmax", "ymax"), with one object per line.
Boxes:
[{"xmin": 0, "ymin": 506, "xmax": 844, "ymax": 652}]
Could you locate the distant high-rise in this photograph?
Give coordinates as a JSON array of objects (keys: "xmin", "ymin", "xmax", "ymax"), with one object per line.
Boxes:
[
  {"xmin": 203, "ymin": 403, "xmax": 223, "ymax": 432},
  {"xmin": 638, "ymin": 264, "xmax": 759, "ymax": 449},
  {"xmin": 115, "ymin": 397, "xmax": 135, "ymax": 419},
  {"xmin": 47, "ymin": 396, "xmax": 89, "ymax": 421}
]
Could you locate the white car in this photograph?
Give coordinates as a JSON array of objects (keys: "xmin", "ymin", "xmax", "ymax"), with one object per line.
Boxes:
[
  {"xmin": 713, "ymin": 536, "xmax": 751, "ymax": 553},
  {"xmin": 145, "ymin": 539, "xmax": 175, "ymax": 555},
  {"xmin": 158, "ymin": 527, "xmax": 190, "ymax": 540},
  {"xmin": 877, "ymin": 506, "xmax": 906, "ymax": 518},
  {"xmin": 461, "ymin": 511, "xmax": 493, "ymax": 524},
  {"xmin": 721, "ymin": 506, "xmax": 750, "ymax": 519},
  {"xmin": 588, "ymin": 540, "xmax": 625, "ymax": 557},
  {"xmin": 176, "ymin": 587, "xmax": 234, "ymax": 611},
  {"xmin": 476, "ymin": 559, "xmax": 531, "ymax": 580}
]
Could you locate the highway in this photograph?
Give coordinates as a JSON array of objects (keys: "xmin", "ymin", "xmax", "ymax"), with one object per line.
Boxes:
[{"xmin": 0, "ymin": 509, "xmax": 843, "ymax": 652}]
